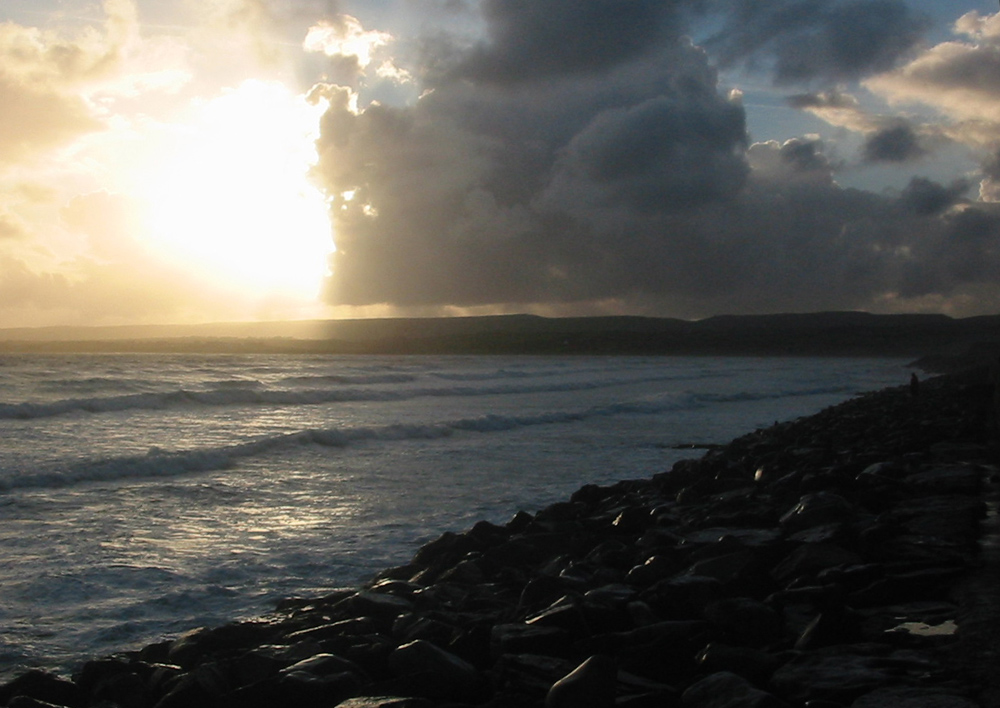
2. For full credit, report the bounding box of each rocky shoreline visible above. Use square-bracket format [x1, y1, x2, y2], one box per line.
[2, 370, 998, 708]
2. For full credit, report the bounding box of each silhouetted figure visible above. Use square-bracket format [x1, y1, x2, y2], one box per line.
[910, 372, 920, 397]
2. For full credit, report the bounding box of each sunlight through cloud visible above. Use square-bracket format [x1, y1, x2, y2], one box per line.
[136, 79, 333, 302]
[303, 16, 391, 69]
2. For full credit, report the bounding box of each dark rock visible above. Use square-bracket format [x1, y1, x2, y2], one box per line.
[278, 669, 361, 706]
[636, 527, 684, 553]
[595, 620, 709, 652]
[491, 624, 573, 658]
[367, 579, 421, 599]
[281, 652, 367, 679]
[771, 544, 862, 587]
[7, 697, 71, 708]
[780, 493, 857, 533]
[350, 591, 414, 619]
[411, 531, 481, 570]
[609, 506, 651, 535]
[685, 535, 749, 563]
[492, 653, 577, 702]
[468, 519, 510, 545]
[166, 622, 279, 667]
[391, 614, 454, 645]
[506, 510, 534, 533]
[518, 575, 575, 614]
[703, 598, 784, 647]
[695, 643, 782, 685]
[0, 671, 80, 708]
[387, 639, 480, 695]
[545, 655, 617, 708]
[625, 555, 677, 586]
[793, 609, 862, 650]
[584, 583, 637, 607]
[245, 641, 326, 667]
[683, 528, 783, 550]
[437, 557, 487, 584]
[571, 483, 608, 507]
[284, 617, 378, 643]
[685, 550, 769, 594]
[903, 466, 981, 496]
[526, 600, 591, 637]
[534, 500, 587, 524]
[855, 602, 958, 646]
[787, 523, 851, 545]
[145, 664, 185, 697]
[334, 697, 432, 708]
[849, 686, 980, 707]
[151, 673, 214, 708]
[86, 669, 148, 708]
[276, 588, 355, 614]
[681, 671, 788, 708]
[815, 563, 883, 591]
[626, 600, 661, 627]
[770, 648, 913, 704]
[640, 575, 724, 619]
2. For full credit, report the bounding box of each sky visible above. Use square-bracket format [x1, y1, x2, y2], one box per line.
[1, 0, 999, 328]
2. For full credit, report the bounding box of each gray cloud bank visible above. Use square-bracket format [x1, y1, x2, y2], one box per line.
[313, 0, 1000, 318]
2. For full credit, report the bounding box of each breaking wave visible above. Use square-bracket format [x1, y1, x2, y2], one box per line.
[0, 381, 854, 493]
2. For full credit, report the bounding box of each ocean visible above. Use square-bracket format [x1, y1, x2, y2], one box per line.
[0, 353, 910, 680]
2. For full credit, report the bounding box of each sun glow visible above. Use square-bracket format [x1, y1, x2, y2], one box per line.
[137, 80, 333, 302]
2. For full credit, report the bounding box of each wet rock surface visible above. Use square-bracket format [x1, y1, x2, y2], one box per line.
[4, 371, 999, 707]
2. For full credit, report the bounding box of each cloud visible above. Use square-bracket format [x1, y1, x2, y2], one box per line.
[895, 204, 1000, 300]
[899, 177, 970, 216]
[0, 212, 26, 241]
[865, 10, 1000, 148]
[4, 0, 998, 326]
[314, 8, 758, 310]
[0, 7, 123, 164]
[746, 137, 835, 186]
[706, 0, 930, 85]
[862, 122, 925, 163]
[0, 188, 274, 327]
[309, 1, 1000, 318]
[454, 0, 685, 84]
[787, 91, 942, 165]
[0, 1, 314, 328]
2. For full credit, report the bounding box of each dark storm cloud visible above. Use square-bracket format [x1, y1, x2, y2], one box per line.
[455, 0, 685, 84]
[863, 123, 925, 163]
[545, 92, 748, 212]
[311, 0, 1000, 317]
[779, 137, 831, 173]
[897, 205, 1000, 299]
[786, 90, 858, 111]
[314, 21, 754, 309]
[899, 177, 969, 216]
[707, 0, 930, 84]
[983, 148, 1000, 181]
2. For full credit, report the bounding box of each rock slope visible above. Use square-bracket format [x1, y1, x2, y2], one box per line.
[2, 371, 998, 708]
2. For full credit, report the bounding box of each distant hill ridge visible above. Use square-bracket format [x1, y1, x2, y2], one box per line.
[1, 312, 999, 359]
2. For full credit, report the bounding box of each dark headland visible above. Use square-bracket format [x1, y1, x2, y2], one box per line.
[2, 358, 1000, 706]
[2, 311, 1000, 360]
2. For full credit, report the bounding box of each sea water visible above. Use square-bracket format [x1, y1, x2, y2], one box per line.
[0, 354, 910, 680]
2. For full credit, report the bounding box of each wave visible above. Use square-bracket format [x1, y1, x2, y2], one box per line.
[276, 373, 418, 386]
[0, 371, 719, 421]
[0, 380, 855, 493]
